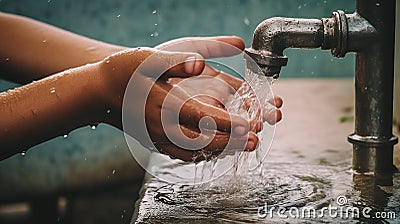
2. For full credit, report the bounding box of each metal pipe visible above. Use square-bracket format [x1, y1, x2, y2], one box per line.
[245, 18, 323, 78]
[348, 0, 398, 185]
[245, 0, 398, 185]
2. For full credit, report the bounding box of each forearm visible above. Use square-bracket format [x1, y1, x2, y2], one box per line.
[0, 12, 126, 84]
[0, 62, 105, 160]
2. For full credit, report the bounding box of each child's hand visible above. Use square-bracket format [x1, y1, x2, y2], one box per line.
[96, 36, 282, 162]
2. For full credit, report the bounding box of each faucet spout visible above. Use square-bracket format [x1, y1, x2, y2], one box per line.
[245, 17, 324, 78]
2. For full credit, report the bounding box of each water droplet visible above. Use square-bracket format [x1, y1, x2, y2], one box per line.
[154, 23, 158, 26]
[298, 5, 302, 10]
[323, 0, 327, 3]
[91, 125, 96, 130]
[63, 134, 68, 138]
[86, 46, 97, 52]
[243, 17, 250, 26]
[117, 14, 121, 18]
[50, 87, 56, 93]
[153, 32, 159, 37]
[21, 151, 26, 156]
[376, 2, 380, 6]
[5, 58, 10, 61]
[42, 40, 47, 43]
[150, 33, 153, 37]
[105, 60, 110, 64]
[84, 157, 87, 161]
[112, 169, 116, 174]
[152, 10, 157, 14]
[313, 55, 317, 59]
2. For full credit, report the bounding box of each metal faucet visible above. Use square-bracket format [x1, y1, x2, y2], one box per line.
[245, 0, 398, 185]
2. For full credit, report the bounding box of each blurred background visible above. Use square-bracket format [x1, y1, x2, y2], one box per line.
[0, 0, 397, 223]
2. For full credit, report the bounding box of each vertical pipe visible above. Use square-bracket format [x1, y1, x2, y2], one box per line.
[394, 2, 400, 130]
[350, 0, 398, 185]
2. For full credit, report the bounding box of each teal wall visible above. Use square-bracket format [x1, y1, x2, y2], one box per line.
[1, 0, 355, 78]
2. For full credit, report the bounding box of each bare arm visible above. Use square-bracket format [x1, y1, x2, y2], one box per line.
[0, 12, 273, 161]
[0, 63, 104, 159]
[0, 12, 125, 84]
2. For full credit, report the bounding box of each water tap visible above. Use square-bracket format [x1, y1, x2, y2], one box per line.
[244, 10, 376, 78]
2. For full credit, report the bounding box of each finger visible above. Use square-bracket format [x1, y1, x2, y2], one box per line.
[156, 36, 245, 58]
[153, 142, 195, 162]
[264, 108, 282, 125]
[179, 120, 260, 152]
[238, 98, 263, 132]
[159, 129, 259, 162]
[173, 74, 234, 104]
[202, 131, 259, 152]
[244, 132, 259, 151]
[179, 98, 250, 136]
[216, 71, 243, 91]
[269, 96, 283, 108]
[179, 127, 249, 152]
[140, 50, 206, 78]
[193, 95, 225, 108]
[201, 65, 243, 91]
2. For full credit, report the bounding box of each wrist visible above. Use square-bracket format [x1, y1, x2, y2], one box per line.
[76, 62, 110, 126]
[95, 48, 155, 126]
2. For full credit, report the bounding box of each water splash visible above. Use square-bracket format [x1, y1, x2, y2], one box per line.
[191, 66, 275, 185]
[243, 17, 250, 26]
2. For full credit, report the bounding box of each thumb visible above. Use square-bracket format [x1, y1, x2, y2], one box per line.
[140, 49, 205, 79]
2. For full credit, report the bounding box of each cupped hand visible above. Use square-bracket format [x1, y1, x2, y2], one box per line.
[98, 36, 282, 162]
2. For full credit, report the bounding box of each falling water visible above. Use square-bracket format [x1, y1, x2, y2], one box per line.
[190, 65, 276, 186]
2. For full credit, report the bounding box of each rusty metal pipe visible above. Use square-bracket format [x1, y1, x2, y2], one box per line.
[349, 0, 398, 185]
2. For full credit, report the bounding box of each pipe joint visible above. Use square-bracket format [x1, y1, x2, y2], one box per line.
[322, 10, 348, 57]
